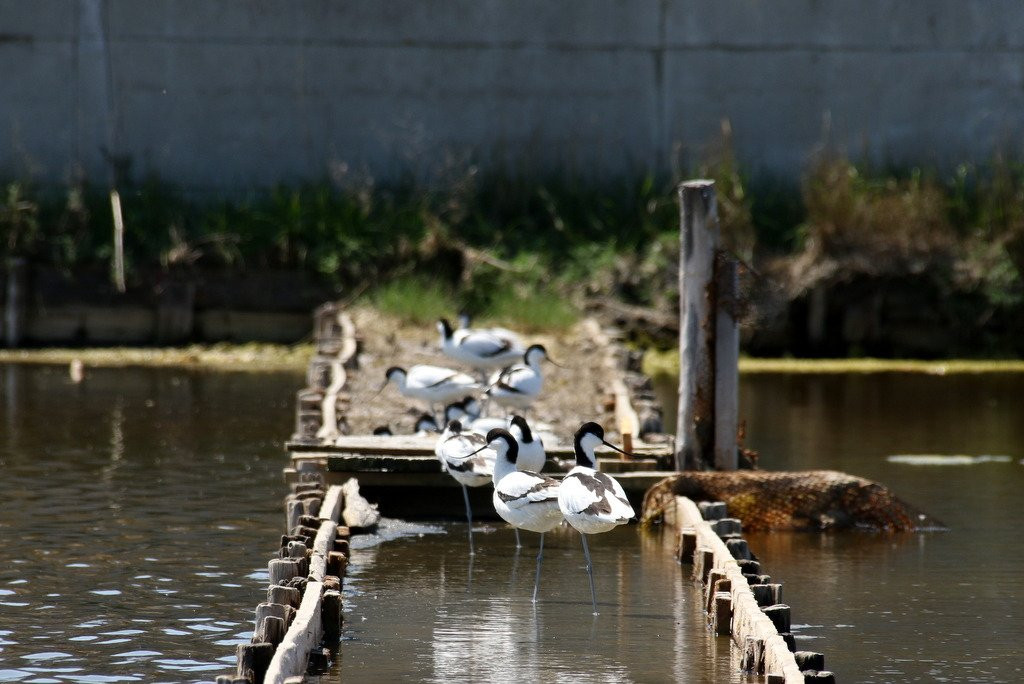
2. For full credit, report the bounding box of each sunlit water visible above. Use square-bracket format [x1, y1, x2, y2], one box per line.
[661, 372, 1024, 682]
[0, 365, 296, 683]
[3, 365, 1022, 682]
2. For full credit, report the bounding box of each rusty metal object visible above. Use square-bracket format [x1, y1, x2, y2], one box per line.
[641, 470, 942, 532]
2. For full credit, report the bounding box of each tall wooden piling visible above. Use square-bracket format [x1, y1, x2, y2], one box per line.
[676, 180, 740, 471]
[676, 180, 719, 470]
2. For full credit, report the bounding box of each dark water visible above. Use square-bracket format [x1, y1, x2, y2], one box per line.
[0, 365, 296, 683]
[3, 365, 1022, 683]
[662, 372, 1024, 683]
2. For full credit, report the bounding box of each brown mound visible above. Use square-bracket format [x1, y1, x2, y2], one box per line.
[641, 470, 942, 532]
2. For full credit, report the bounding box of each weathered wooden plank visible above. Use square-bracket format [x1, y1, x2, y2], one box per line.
[320, 453, 663, 474]
[673, 496, 805, 683]
[318, 485, 344, 523]
[289, 435, 673, 459]
[263, 580, 324, 684]
[310, 520, 338, 582]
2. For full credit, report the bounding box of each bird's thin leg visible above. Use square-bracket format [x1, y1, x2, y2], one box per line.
[531, 532, 545, 603]
[513, 527, 522, 550]
[580, 532, 598, 615]
[461, 484, 475, 556]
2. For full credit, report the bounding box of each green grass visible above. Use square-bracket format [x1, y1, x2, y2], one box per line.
[641, 348, 1024, 377]
[481, 287, 579, 332]
[367, 277, 459, 325]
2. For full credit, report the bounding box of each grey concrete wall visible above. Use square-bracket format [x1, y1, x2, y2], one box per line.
[3, 0, 1024, 189]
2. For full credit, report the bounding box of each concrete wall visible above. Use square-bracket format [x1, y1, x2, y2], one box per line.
[3, 0, 1024, 189]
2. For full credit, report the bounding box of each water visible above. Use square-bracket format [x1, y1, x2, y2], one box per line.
[0, 365, 296, 683]
[3, 365, 1022, 682]
[661, 371, 1024, 682]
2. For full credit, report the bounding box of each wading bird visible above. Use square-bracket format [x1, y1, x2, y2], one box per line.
[557, 421, 636, 615]
[508, 415, 546, 473]
[485, 344, 560, 414]
[381, 365, 480, 421]
[435, 420, 495, 554]
[438, 318, 524, 374]
[482, 428, 563, 602]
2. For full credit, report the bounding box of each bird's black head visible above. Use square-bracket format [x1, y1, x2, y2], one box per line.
[372, 426, 392, 436]
[415, 413, 439, 432]
[573, 421, 605, 468]
[509, 415, 533, 443]
[384, 366, 405, 382]
[437, 318, 454, 339]
[486, 428, 519, 463]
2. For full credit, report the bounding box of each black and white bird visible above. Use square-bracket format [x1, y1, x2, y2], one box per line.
[485, 344, 559, 412]
[557, 421, 636, 614]
[382, 365, 480, 420]
[413, 413, 441, 435]
[435, 420, 495, 554]
[484, 428, 563, 603]
[456, 313, 524, 348]
[438, 318, 524, 372]
[508, 415, 546, 473]
[444, 397, 507, 435]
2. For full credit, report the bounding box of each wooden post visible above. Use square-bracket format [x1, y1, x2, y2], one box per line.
[110, 190, 126, 293]
[4, 257, 27, 347]
[714, 256, 739, 470]
[675, 180, 720, 471]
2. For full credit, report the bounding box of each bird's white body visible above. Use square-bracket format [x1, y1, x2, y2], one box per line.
[388, 365, 480, 404]
[439, 320, 524, 370]
[558, 431, 635, 534]
[509, 416, 546, 473]
[486, 347, 547, 410]
[492, 469, 562, 534]
[457, 315, 524, 348]
[467, 416, 509, 435]
[435, 421, 494, 487]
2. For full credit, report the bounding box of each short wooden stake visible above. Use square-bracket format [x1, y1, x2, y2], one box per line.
[725, 538, 751, 560]
[268, 559, 301, 586]
[741, 636, 765, 673]
[236, 642, 274, 683]
[712, 592, 732, 635]
[802, 671, 836, 683]
[763, 604, 791, 633]
[698, 501, 727, 520]
[677, 529, 696, 564]
[327, 551, 347, 577]
[268, 584, 301, 608]
[794, 652, 825, 671]
[692, 548, 714, 583]
[322, 589, 343, 648]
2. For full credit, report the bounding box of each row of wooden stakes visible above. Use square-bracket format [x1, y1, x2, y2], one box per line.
[214, 474, 349, 684]
[679, 498, 837, 683]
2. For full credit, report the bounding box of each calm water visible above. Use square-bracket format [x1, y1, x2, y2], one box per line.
[2, 365, 1022, 683]
[0, 365, 296, 683]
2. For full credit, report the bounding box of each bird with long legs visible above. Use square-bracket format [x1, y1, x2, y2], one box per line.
[557, 421, 636, 615]
[434, 420, 495, 555]
[478, 428, 563, 602]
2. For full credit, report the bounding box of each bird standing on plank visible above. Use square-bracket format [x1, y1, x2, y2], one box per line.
[482, 428, 563, 602]
[485, 344, 560, 414]
[438, 318, 524, 376]
[381, 365, 480, 423]
[557, 421, 636, 615]
[435, 420, 495, 555]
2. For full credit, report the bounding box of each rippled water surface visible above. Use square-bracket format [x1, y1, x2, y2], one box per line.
[4, 364, 1023, 682]
[0, 365, 296, 683]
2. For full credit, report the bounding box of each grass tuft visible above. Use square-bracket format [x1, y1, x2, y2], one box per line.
[368, 277, 458, 325]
